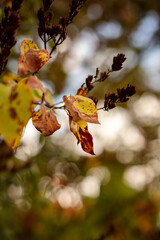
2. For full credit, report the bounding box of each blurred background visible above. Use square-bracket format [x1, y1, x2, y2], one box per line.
[0, 0, 160, 239]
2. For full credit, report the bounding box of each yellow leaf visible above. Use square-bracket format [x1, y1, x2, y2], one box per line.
[2, 72, 22, 84]
[31, 89, 43, 103]
[63, 95, 99, 124]
[45, 89, 54, 106]
[0, 80, 33, 149]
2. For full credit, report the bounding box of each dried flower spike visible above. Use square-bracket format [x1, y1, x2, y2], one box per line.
[103, 84, 136, 111]
[112, 53, 126, 71]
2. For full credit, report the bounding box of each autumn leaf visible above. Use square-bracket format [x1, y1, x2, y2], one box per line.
[63, 95, 99, 123]
[63, 94, 98, 154]
[63, 95, 80, 122]
[69, 117, 94, 155]
[77, 120, 94, 155]
[0, 80, 33, 149]
[31, 89, 43, 104]
[27, 75, 45, 92]
[18, 39, 50, 75]
[32, 102, 61, 136]
[20, 39, 39, 54]
[69, 116, 79, 143]
[27, 75, 44, 104]
[2, 72, 22, 84]
[44, 89, 54, 106]
[27, 76, 54, 106]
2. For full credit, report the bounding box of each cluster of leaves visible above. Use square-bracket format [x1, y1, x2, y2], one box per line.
[0, 0, 24, 74]
[38, 0, 87, 53]
[0, 0, 135, 155]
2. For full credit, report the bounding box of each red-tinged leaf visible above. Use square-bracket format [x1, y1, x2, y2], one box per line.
[76, 87, 86, 96]
[77, 120, 94, 155]
[18, 39, 50, 75]
[69, 117, 94, 155]
[32, 103, 61, 136]
[63, 95, 99, 124]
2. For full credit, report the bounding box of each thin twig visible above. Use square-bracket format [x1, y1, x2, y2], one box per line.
[97, 107, 105, 111]
[44, 33, 47, 50]
[32, 101, 65, 110]
[50, 34, 62, 55]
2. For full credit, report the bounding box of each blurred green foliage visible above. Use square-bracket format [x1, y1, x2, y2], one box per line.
[0, 140, 159, 240]
[0, 0, 160, 239]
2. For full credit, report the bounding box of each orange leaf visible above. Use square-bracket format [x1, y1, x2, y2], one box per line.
[18, 39, 50, 75]
[32, 103, 61, 136]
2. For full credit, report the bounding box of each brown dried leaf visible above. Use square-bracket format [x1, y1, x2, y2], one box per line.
[32, 103, 61, 136]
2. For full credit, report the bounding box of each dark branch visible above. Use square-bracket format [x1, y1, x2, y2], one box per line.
[37, 0, 87, 55]
[0, 0, 23, 75]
